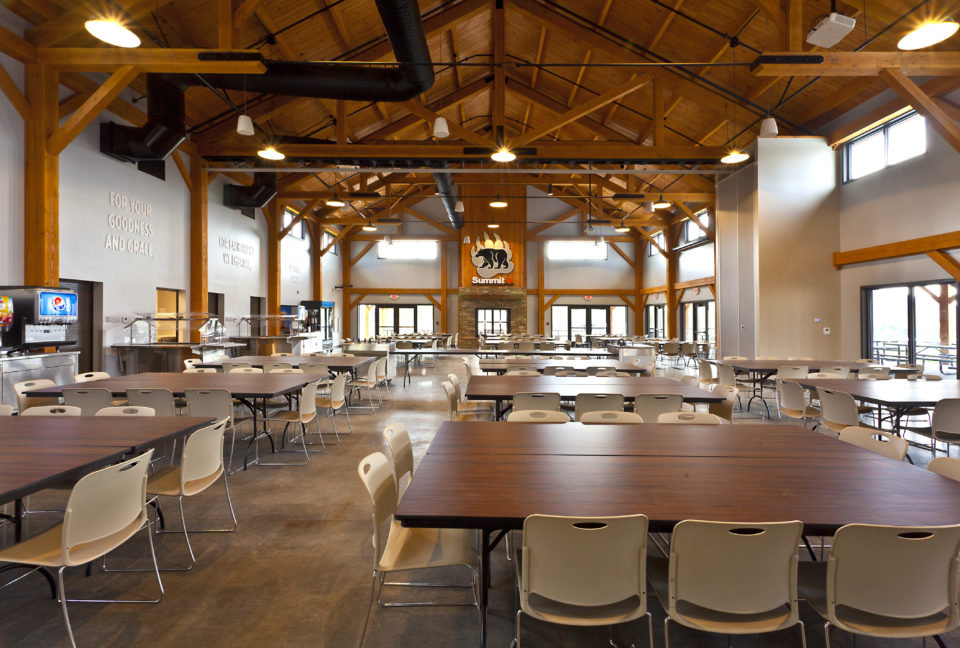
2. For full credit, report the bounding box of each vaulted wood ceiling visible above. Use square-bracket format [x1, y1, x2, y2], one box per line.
[7, 0, 960, 229]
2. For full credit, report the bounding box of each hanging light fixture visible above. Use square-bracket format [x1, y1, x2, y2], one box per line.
[84, 18, 140, 47]
[454, 200, 465, 213]
[491, 148, 516, 162]
[383, 235, 393, 245]
[653, 195, 671, 210]
[433, 117, 450, 138]
[721, 151, 750, 164]
[758, 116, 778, 138]
[487, 221, 500, 229]
[595, 235, 606, 247]
[257, 146, 284, 160]
[722, 43, 750, 165]
[489, 196, 508, 208]
[615, 221, 630, 233]
[898, 19, 959, 49]
[462, 235, 471, 244]
[361, 221, 377, 232]
[547, 184, 554, 196]
[236, 114, 255, 136]
[325, 198, 346, 207]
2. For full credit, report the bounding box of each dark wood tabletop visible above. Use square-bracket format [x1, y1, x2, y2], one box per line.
[0, 416, 213, 448]
[794, 377, 960, 407]
[393, 348, 616, 357]
[196, 354, 372, 371]
[464, 375, 723, 402]
[716, 359, 914, 373]
[27, 372, 320, 399]
[423, 421, 885, 459]
[478, 359, 647, 374]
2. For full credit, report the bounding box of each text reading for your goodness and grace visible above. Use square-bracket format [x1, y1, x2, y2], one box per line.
[104, 191, 155, 259]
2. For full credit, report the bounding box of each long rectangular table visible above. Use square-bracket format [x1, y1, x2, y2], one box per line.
[477, 359, 648, 375]
[394, 421, 960, 646]
[394, 348, 617, 386]
[464, 375, 722, 418]
[196, 354, 372, 373]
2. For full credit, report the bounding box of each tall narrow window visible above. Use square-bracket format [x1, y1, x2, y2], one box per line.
[477, 308, 509, 336]
[845, 112, 926, 182]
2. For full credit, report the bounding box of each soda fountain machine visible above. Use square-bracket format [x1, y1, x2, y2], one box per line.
[0, 287, 79, 352]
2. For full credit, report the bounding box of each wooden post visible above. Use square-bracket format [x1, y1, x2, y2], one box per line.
[310, 222, 323, 300]
[665, 225, 679, 338]
[24, 63, 59, 287]
[341, 233, 351, 340]
[440, 241, 448, 334]
[537, 242, 545, 334]
[634, 234, 644, 335]
[188, 152, 208, 341]
[265, 202, 281, 339]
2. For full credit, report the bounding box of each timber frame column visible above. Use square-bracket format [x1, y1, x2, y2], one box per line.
[310, 222, 323, 300]
[189, 151, 208, 340]
[633, 232, 644, 335]
[440, 241, 448, 333]
[665, 224, 679, 338]
[24, 63, 59, 287]
[265, 202, 281, 339]
[341, 230, 352, 340]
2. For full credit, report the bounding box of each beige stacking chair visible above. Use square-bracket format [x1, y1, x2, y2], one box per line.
[261, 381, 319, 464]
[356, 452, 478, 642]
[906, 398, 960, 455]
[806, 372, 844, 379]
[648, 519, 805, 648]
[127, 389, 177, 416]
[708, 385, 740, 422]
[817, 388, 873, 435]
[542, 365, 572, 375]
[661, 341, 681, 367]
[183, 358, 200, 370]
[146, 419, 237, 569]
[185, 388, 243, 474]
[262, 361, 292, 373]
[595, 370, 630, 377]
[633, 394, 683, 421]
[382, 423, 414, 495]
[0, 450, 162, 648]
[448, 373, 493, 415]
[183, 367, 217, 374]
[20, 405, 81, 416]
[715, 363, 737, 388]
[229, 367, 263, 374]
[839, 426, 908, 461]
[657, 411, 726, 424]
[63, 387, 114, 416]
[777, 365, 809, 380]
[697, 359, 717, 389]
[299, 361, 331, 390]
[506, 410, 569, 423]
[375, 357, 390, 400]
[95, 406, 156, 416]
[317, 373, 352, 438]
[928, 457, 960, 481]
[819, 366, 851, 378]
[517, 514, 652, 648]
[271, 352, 293, 357]
[74, 371, 110, 383]
[350, 361, 382, 409]
[513, 392, 561, 412]
[777, 380, 819, 425]
[0, 404, 12, 416]
[442, 381, 487, 421]
[14, 379, 60, 413]
[580, 411, 644, 424]
[798, 523, 960, 647]
[221, 361, 252, 373]
[680, 342, 698, 367]
[505, 369, 539, 376]
[574, 393, 624, 421]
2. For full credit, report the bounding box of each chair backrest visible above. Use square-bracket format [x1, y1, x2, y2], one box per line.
[860, 365, 890, 376]
[521, 514, 649, 612]
[839, 426, 908, 461]
[540, 342, 555, 350]
[807, 372, 845, 378]
[817, 388, 860, 429]
[858, 372, 892, 380]
[14, 378, 58, 412]
[357, 451, 398, 562]
[553, 370, 578, 377]
[63, 387, 114, 416]
[271, 368, 304, 374]
[934, 399, 960, 438]
[513, 392, 561, 412]
[0, 404, 12, 416]
[697, 359, 715, 382]
[297, 381, 319, 419]
[681, 342, 696, 355]
[928, 457, 960, 481]
[229, 367, 263, 374]
[633, 393, 683, 420]
[776, 380, 807, 412]
[506, 409, 569, 423]
[396, 341, 413, 349]
[329, 373, 348, 407]
[61, 449, 154, 566]
[580, 410, 644, 424]
[271, 352, 293, 357]
[667, 520, 802, 621]
[657, 411, 725, 424]
[595, 370, 629, 377]
[382, 423, 414, 489]
[722, 355, 747, 361]
[126, 388, 177, 416]
[498, 341, 514, 350]
[663, 341, 680, 354]
[75, 371, 110, 383]
[179, 419, 228, 489]
[776, 365, 808, 379]
[827, 523, 960, 626]
[183, 367, 217, 374]
[262, 362, 292, 373]
[299, 362, 330, 376]
[820, 365, 851, 378]
[185, 388, 234, 425]
[574, 393, 624, 421]
[505, 369, 539, 376]
[518, 341, 535, 351]
[20, 405, 81, 416]
[375, 357, 387, 381]
[95, 406, 156, 417]
[441, 381, 459, 419]
[787, 356, 813, 361]
[221, 362, 251, 372]
[364, 360, 378, 382]
[183, 358, 200, 370]
[678, 375, 699, 386]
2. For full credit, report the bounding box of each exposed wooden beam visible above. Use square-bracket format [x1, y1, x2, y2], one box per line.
[218, 0, 234, 48]
[172, 150, 193, 191]
[647, 0, 684, 50]
[233, 0, 264, 26]
[0, 61, 28, 120]
[350, 241, 377, 267]
[786, 0, 803, 51]
[753, 51, 960, 77]
[928, 251, 960, 282]
[878, 68, 960, 155]
[59, 71, 147, 126]
[637, 228, 667, 257]
[609, 241, 635, 267]
[23, 63, 59, 286]
[0, 23, 37, 62]
[280, 198, 322, 240]
[399, 100, 496, 147]
[405, 208, 455, 235]
[37, 48, 266, 74]
[47, 65, 139, 156]
[834, 231, 960, 268]
[652, 75, 665, 146]
[189, 150, 208, 335]
[510, 75, 652, 147]
[321, 225, 355, 256]
[674, 202, 715, 242]
[336, 100, 348, 145]
[492, 0, 505, 133]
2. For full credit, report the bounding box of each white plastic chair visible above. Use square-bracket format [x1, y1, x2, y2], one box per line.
[185, 389, 243, 473]
[382, 423, 414, 495]
[183, 358, 200, 370]
[221, 362, 251, 373]
[95, 406, 156, 416]
[518, 514, 652, 648]
[798, 523, 960, 647]
[0, 404, 12, 416]
[581, 411, 644, 424]
[820, 366, 851, 378]
[262, 362, 292, 373]
[442, 381, 486, 422]
[350, 361, 382, 409]
[74, 371, 110, 383]
[505, 369, 539, 376]
[20, 405, 81, 416]
[574, 393, 624, 421]
[777, 366, 809, 380]
[506, 410, 569, 423]
[708, 384, 740, 422]
[183, 367, 217, 374]
[697, 359, 717, 389]
[648, 519, 805, 647]
[228, 367, 263, 374]
[513, 392, 561, 412]
[633, 394, 683, 421]
[448, 373, 493, 414]
[317, 373, 352, 437]
[126, 389, 177, 416]
[14, 379, 60, 413]
[777, 380, 819, 425]
[63, 387, 114, 416]
[817, 388, 870, 435]
[928, 457, 960, 481]
[0, 450, 162, 648]
[657, 411, 726, 424]
[262, 381, 320, 464]
[838, 426, 908, 461]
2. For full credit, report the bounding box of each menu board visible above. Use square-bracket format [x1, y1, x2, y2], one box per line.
[0, 296, 12, 329]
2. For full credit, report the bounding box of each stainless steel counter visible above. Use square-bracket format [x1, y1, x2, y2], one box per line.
[0, 351, 79, 409]
[112, 343, 244, 374]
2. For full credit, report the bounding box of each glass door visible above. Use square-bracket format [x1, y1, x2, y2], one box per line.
[377, 307, 395, 337]
[588, 308, 607, 336]
[915, 282, 957, 375]
[397, 306, 415, 334]
[570, 307, 588, 341]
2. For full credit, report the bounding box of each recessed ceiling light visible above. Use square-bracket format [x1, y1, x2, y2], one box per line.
[898, 20, 959, 50]
[84, 19, 141, 48]
[325, 198, 346, 207]
[257, 146, 284, 160]
[721, 150, 750, 164]
[491, 148, 516, 162]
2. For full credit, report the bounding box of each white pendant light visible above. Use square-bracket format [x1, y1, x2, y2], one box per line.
[84, 19, 140, 48]
[433, 117, 450, 139]
[325, 198, 346, 207]
[491, 148, 516, 162]
[236, 114, 255, 136]
[596, 235, 605, 246]
[257, 146, 284, 160]
[721, 151, 750, 164]
[614, 221, 630, 233]
[361, 222, 377, 232]
[462, 235, 471, 244]
[489, 197, 508, 208]
[758, 116, 778, 138]
[898, 20, 959, 50]
[454, 200, 465, 213]
[383, 235, 393, 245]
[653, 195, 671, 210]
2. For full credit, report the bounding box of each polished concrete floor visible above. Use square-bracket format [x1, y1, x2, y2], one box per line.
[0, 357, 954, 648]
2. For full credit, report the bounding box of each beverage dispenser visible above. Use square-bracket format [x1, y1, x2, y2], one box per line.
[0, 295, 12, 351]
[0, 287, 79, 350]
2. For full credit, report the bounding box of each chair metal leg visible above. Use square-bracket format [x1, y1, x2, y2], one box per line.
[57, 567, 77, 648]
[798, 619, 808, 648]
[824, 621, 832, 648]
[664, 616, 671, 648]
[78, 523, 164, 602]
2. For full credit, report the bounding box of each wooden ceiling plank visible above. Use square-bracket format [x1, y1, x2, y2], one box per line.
[492, 0, 505, 133]
[647, 0, 685, 50]
[233, 0, 264, 27]
[787, 0, 803, 51]
[218, 0, 234, 49]
[351, 0, 487, 62]
[878, 68, 960, 155]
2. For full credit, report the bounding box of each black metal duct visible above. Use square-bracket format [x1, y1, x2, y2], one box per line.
[433, 163, 463, 230]
[223, 173, 277, 211]
[168, 0, 433, 102]
[100, 74, 186, 165]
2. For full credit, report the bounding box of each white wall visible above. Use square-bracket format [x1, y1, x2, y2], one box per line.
[0, 10, 29, 285]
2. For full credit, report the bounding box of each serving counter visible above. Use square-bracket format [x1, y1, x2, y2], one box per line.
[0, 351, 79, 409]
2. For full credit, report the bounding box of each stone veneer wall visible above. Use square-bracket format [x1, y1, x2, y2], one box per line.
[458, 286, 527, 347]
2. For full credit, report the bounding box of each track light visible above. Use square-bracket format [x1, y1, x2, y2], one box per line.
[547, 184, 554, 196]
[433, 117, 450, 138]
[236, 114, 255, 136]
[491, 147, 516, 162]
[898, 19, 959, 49]
[721, 150, 750, 164]
[84, 18, 140, 47]
[257, 146, 284, 160]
